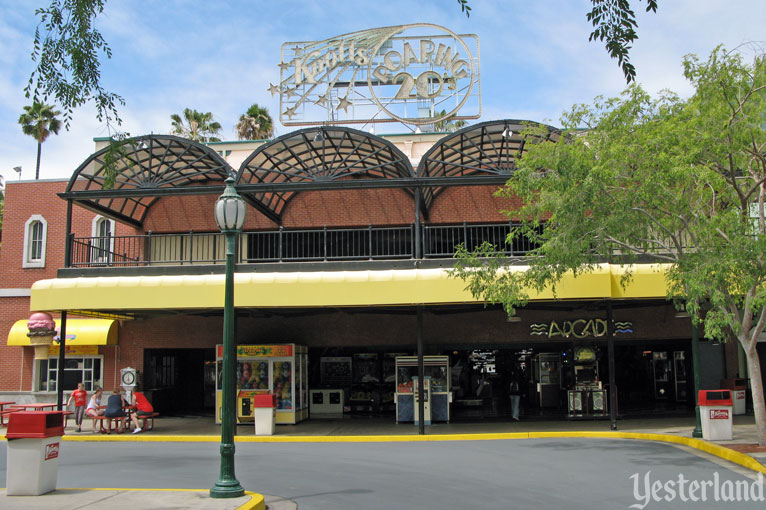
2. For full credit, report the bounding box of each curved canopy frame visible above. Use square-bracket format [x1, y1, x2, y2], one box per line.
[65, 135, 233, 227]
[416, 120, 561, 206]
[236, 127, 416, 222]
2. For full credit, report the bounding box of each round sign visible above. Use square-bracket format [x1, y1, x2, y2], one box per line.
[367, 23, 476, 126]
[121, 370, 136, 386]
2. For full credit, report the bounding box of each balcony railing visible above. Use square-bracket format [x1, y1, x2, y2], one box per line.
[67, 222, 537, 268]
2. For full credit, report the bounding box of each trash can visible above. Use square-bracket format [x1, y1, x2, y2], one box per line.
[253, 393, 276, 436]
[5, 411, 66, 496]
[721, 378, 747, 415]
[698, 390, 733, 441]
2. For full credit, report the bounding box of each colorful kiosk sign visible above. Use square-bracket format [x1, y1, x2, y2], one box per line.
[272, 24, 481, 126]
[215, 344, 308, 425]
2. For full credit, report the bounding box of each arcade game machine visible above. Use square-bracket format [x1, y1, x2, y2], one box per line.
[394, 355, 451, 423]
[533, 353, 562, 408]
[567, 346, 607, 417]
[216, 344, 308, 425]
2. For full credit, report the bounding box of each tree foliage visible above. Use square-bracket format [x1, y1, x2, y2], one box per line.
[170, 108, 222, 143]
[18, 101, 63, 180]
[235, 104, 274, 140]
[26, 0, 123, 129]
[457, 0, 658, 82]
[451, 46, 766, 444]
[432, 109, 468, 133]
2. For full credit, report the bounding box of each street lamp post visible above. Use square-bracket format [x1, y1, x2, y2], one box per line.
[211, 177, 246, 499]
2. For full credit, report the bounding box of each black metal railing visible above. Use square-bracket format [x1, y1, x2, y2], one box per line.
[67, 222, 535, 268]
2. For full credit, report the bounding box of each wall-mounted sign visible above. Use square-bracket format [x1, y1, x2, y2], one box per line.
[216, 345, 294, 358]
[272, 24, 481, 127]
[530, 320, 634, 339]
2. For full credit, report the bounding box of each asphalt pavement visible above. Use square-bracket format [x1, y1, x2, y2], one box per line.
[0, 413, 764, 509]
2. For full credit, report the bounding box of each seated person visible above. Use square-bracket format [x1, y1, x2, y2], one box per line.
[85, 387, 105, 432]
[131, 387, 154, 434]
[104, 388, 140, 433]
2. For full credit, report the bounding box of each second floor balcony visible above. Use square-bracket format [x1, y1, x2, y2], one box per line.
[67, 222, 537, 270]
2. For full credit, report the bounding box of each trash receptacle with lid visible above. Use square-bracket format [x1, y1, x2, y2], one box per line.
[5, 411, 66, 496]
[698, 390, 733, 441]
[721, 378, 747, 415]
[253, 393, 276, 436]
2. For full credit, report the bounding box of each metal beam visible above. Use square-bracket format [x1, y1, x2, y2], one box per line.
[58, 175, 510, 201]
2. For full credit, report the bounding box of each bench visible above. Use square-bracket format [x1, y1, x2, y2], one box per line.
[136, 412, 159, 431]
[92, 415, 127, 434]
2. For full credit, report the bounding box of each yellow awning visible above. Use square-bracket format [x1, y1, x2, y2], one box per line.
[29, 264, 671, 312]
[6, 319, 118, 346]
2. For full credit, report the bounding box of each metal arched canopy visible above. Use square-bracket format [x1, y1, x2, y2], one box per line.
[62, 135, 234, 228]
[416, 120, 562, 206]
[235, 126, 417, 223]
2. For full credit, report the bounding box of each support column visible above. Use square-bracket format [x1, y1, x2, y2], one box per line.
[417, 306, 425, 435]
[57, 311, 67, 411]
[606, 301, 617, 430]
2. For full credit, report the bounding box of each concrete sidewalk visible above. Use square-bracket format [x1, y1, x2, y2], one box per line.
[0, 488, 273, 510]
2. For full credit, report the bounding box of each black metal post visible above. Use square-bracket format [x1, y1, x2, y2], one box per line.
[64, 200, 73, 267]
[606, 301, 617, 430]
[417, 306, 425, 435]
[414, 188, 422, 259]
[691, 314, 703, 438]
[56, 311, 67, 411]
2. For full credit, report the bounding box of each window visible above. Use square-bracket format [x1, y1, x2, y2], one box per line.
[22, 215, 48, 268]
[37, 357, 102, 393]
[91, 216, 115, 264]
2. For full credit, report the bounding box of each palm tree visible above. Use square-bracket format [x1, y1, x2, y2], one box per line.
[18, 102, 62, 180]
[433, 109, 467, 133]
[170, 108, 222, 142]
[235, 103, 274, 140]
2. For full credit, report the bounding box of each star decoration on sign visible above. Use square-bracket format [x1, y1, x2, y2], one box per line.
[283, 105, 298, 120]
[267, 83, 281, 96]
[278, 61, 290, 71]
[285, 87, 298, 99]
[314, 92, 330, 107]
[336, 95, 352, 113]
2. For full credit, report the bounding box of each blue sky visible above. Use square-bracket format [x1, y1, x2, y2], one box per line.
[1, 0, 764, 184]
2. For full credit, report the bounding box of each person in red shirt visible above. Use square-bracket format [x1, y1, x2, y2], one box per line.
[67, 383, 88, 432]
[130, 388, 154, 434]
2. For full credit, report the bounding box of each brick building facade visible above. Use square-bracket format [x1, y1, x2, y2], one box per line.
[0, 122, 744, 422]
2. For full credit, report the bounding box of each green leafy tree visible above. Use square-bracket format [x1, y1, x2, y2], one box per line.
[18, 101, 62, 180]
[170, 108, 222, 143]
[451, 47, 766, 445]
[235, 104, 274, 140]
[456, 0, 658, 82]
[27, 0, 122, 128]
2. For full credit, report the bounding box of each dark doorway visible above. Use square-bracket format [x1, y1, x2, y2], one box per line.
[143, 348, 216, 416]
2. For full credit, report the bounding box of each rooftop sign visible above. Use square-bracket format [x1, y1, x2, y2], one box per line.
[270, 24, 481, 127]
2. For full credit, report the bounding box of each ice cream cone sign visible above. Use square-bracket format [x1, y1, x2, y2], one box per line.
[27, 312, 56, 360]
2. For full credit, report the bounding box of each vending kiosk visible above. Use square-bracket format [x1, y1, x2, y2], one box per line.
[216, 344, 308, 425]
[394, 356, 451, 423]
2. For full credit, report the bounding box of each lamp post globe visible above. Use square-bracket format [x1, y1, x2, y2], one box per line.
[211, 176, 246, 499]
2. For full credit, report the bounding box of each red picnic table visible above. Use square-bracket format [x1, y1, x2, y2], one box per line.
[0, 401, 17, 426]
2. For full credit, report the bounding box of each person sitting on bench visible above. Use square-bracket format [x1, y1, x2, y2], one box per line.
[104, 388, 140, 433]
[85, 387, 105, 432]
[131, 386, 154, 434]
